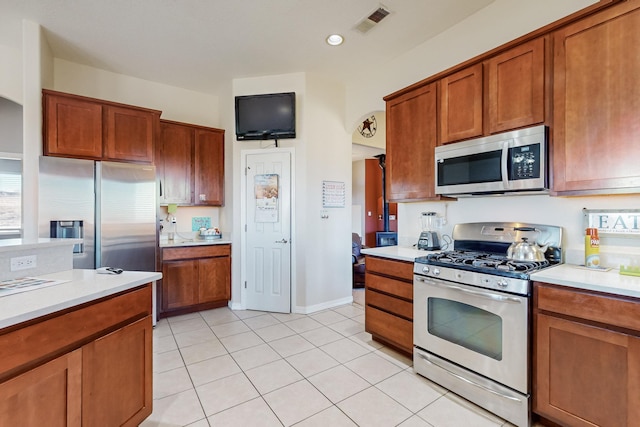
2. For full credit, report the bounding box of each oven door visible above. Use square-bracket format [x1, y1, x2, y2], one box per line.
[413, 274, 529, 393]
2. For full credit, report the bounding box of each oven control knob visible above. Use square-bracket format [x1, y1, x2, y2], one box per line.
[497, 278, 509, 287]
[432, 268, 440, 276]
[422, 266, 430, 274]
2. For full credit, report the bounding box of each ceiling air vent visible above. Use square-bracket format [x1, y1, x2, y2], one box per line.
[354, 6, 391, 34]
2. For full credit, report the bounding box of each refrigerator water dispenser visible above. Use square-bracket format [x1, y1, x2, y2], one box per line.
[50, 220, 84, 254]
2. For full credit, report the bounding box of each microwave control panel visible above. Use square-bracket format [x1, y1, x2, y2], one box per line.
[508, 144, 540, 180]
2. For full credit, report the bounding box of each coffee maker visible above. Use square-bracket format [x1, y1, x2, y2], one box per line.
[418, 212, 441, 250]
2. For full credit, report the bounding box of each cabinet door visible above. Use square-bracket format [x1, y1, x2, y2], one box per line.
[439, 63, 483, 143]
[159, 121, 193, 204]
[82, 316, 153, 427]
[487, 37, 546, 133]
[0, 349, 82, 427]
[198, 256, 231, 303]
[553, 2, 640, 193]
[386, 82, 438, 201]
[104, 106, 156, 163]
[43, 93, 103, 159]
[162, 259, 199, 310]
[194, 129, 225, 206]
[535, 312, 640, 427]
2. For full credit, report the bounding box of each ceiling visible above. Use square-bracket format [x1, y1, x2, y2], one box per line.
[0, 0, 495, 95]
[1, 0, 496, 162]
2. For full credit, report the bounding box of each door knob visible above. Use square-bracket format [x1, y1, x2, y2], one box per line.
[275, 239, 288, 244]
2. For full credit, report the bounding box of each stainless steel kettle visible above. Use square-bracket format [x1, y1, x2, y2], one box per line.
[507, 237, 548, 261]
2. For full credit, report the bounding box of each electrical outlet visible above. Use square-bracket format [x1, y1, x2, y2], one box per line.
[10, 255, 37, 272]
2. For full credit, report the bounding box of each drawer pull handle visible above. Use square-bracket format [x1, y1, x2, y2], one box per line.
[418, 352, 523, 404]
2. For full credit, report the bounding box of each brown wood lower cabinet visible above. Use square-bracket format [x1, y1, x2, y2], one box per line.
[0, 349, 82, 426]
[0, 284, 153, 427]
[364, 256, 414, 356]
[534, 282, 640, 427]
[161, 244, 231, 317]
[82, 317, 152, 427]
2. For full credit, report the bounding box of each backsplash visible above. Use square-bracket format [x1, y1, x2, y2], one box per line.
[398, 193, 640, 268]
[0, 242, 75, 281]
[158, 206, 221, 236]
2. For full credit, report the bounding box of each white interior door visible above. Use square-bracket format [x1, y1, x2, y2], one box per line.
[245, 150, 291, 312]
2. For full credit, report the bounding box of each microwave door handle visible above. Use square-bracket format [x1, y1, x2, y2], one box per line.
[501, 141, 510, 189]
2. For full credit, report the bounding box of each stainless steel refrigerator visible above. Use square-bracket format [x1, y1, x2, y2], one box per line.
[38, 156, 157, 272]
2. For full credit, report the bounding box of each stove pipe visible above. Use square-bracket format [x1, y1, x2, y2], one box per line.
[374, 154, 389, 232]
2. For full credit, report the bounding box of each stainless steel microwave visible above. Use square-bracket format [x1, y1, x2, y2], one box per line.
[435, 125, 548, 196]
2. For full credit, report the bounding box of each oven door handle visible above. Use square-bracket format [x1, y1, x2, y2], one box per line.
[417, 352, 524, 404]
[417, 277, 522, 304]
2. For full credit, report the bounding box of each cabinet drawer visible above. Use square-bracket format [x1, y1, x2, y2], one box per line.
[535, 282, 640, 332]
[365, 256, 413, 281]
[365, 289, 412, 320]
[162, 244, 230, 261]
[365, 305, 413, 353]
[366, 273, 413, 301]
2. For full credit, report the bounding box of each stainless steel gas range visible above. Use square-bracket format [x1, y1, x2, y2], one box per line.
[413, 222, 562, 427]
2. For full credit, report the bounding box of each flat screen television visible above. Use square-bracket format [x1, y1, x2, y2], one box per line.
[235, 92, 296, 141]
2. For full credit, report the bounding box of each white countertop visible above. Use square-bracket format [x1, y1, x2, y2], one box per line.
[361, 245, 439, 262]
[159, 236, 232, 248]
[0, 269, 162, 329]
[531, 264, 640, 299]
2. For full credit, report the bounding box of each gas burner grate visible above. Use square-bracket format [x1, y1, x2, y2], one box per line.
[426, 250, 549, 274]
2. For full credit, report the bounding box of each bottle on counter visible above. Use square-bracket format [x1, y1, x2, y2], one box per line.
[585, 227, 600, 268]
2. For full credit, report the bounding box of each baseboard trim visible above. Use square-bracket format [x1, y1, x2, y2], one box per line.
[293, 296, 354, 314]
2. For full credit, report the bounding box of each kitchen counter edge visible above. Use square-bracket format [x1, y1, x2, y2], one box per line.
[159, 237, 232, 248]
[361, 245, 438, 263]
[530, 264, 640, 299]
[0, 269, 162, 330]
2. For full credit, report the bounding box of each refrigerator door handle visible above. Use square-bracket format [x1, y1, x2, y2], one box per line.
[159, 179, 163, 197]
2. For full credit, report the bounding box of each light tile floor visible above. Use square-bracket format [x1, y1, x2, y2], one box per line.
[142, 294, 526, 427]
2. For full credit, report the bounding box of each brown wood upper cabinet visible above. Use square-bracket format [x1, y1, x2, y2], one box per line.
[439, 37, 547, 145]
[385, 82, 439, 202]
[157, 119, 225, 206]
[487, 37, 546, 134]
[552, 0, 640, 194]
[43, 89, 160, 163]
[439, 63, 484, 144]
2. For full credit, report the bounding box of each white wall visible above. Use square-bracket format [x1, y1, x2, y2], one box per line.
[0, 44, 22, 104]
[399, 194, 640, 267]
[53, 59, 220, 127]
[21, 21, 51, 241]
[344, 0, 598, 128]
[302, 73, 351, 310]
[232, 72, 352, 313]
[0, 98, 22, 154]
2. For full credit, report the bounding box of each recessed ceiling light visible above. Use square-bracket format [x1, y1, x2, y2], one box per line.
[326, 34, 344, 46]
